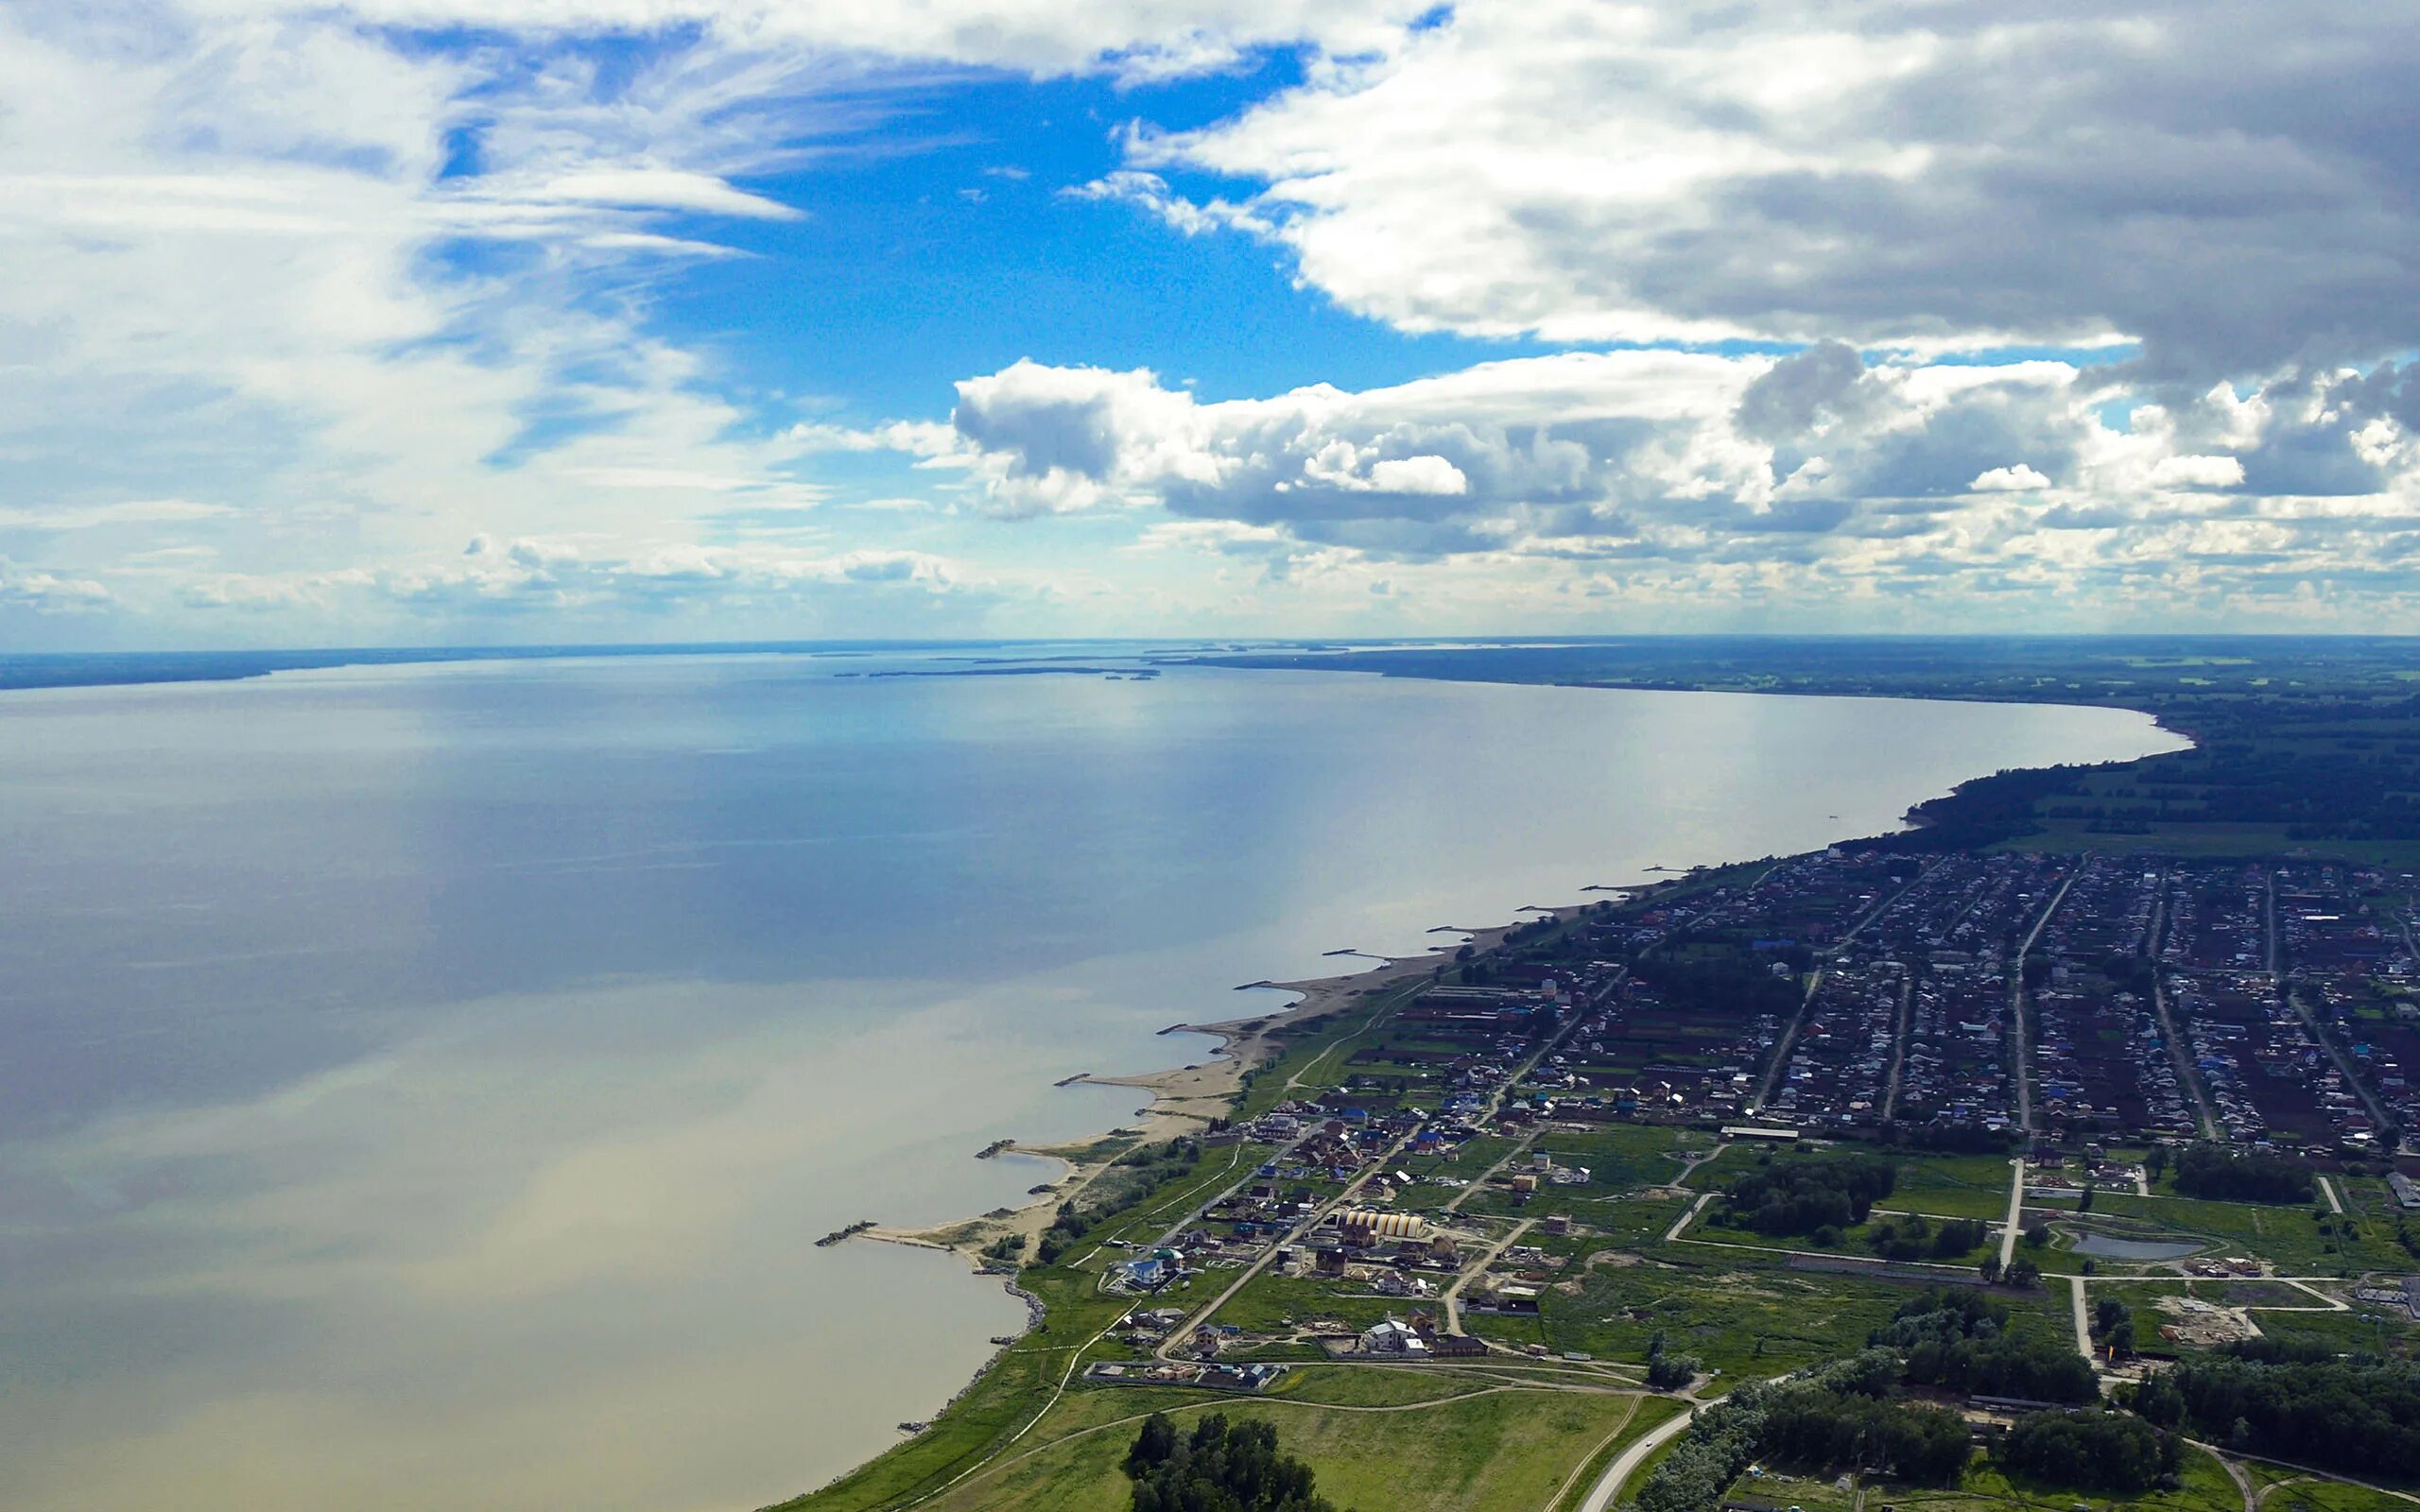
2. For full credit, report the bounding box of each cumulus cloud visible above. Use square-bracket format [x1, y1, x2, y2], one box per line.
[906, 345, 2420, 617]
[1970, 465, 2051, 493]
[0, 559, 112, 610]
[1061, 170, 1270, 237]
[12, 0, 2420, 636]
[1126, 3, 2420, 378]
[2148, 454, 2248, 490]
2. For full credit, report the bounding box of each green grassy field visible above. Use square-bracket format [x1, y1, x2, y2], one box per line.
[1890, 1154, 2026, 1220]
[1472, 1248, 2069, 1380]
[2249, 1463, 2420, 1512]
[914, 1383, 1677, 1512]
[2085, 1192, 2410, 1275]
[1900, 1445, 2242, 1512]
[1730, 1444, 2246, 1512]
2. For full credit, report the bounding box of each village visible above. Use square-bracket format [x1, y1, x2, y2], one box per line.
[829, 839, 2420, 1512]
[1032, 846, 2420, 1396]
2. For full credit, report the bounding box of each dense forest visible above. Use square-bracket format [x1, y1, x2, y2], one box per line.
[1876, 1290, 2099, 1404]
[1722, 1153, 1898, 1234]
[1996, 1409, 2180, 1493]
[2135, 1344, 2420, 1481]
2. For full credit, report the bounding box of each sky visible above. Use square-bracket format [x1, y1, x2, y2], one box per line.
[3, 2, 2418, 647]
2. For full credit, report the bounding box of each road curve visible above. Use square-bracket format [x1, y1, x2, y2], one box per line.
[1574, 1398, 1696, 1512]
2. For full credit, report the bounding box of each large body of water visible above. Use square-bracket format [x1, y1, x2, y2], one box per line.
[0, 650, 2182, 1510]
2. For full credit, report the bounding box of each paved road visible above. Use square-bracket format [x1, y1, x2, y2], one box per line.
[1880, 970, 1912, 1122]
[2067, 1275, 2094, 1361]
[2148, 883, 2221, 1140]
[2010, 868, 2079, 1136]
[1444, 1218, 1533, 1336]
[1667, 1191, 1716, 1244]
[1997, 1158, 2029, 1269]
[1574, 1397, 1697, 1512]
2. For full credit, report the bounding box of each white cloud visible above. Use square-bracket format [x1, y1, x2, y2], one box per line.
[1970, 465, 2051, 492]
[1125, 3, 2420, 377]
[0, 559, 112, 610]
[2148, 454, 2247, 490]
[184, 0, 1429, 77]
[895, 346, 2420, 620]
[9, 0, 2420, 638]
[179, 539, 974, 624]
[0, 499, 236, 530]
[521, 167, 803, 220]
[1063, 170, 1270, 237]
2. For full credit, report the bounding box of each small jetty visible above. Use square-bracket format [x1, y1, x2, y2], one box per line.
[1053, 1073, 1089, 1087]
[989, 1334, 1021, 1346]
[897, 1421, 929, 1435]
[815, 1220, 876, 1247]
[975, 1139, 1014, 1160]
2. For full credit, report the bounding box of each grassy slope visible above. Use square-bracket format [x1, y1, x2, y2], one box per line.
[920, 1384, 1678, 1512]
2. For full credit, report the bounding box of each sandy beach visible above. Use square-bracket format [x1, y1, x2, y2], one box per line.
[869, 902, 1606, 1266]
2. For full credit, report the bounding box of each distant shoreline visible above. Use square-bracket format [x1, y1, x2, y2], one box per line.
[6, 631, 2410, 696]
[0, 641, 1030, 694]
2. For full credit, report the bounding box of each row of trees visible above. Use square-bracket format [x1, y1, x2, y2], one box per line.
[1634, 1352, 2001, 1512]
[1866, 1212, 1989, 1263]
[2170, 1143, 2317, 1205]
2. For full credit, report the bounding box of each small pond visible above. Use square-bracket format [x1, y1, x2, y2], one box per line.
[2068, 1232, 2204, 1261]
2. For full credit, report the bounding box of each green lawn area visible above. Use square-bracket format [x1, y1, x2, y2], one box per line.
[916, 1383, 1674, 1512]
[1482, 1251, 2066, 1380]
[1877, 1445, 2242, 1512]
[1890, 1154, 2026, 1221]
[1566, 1192, 1691, 1247]
[1205, 1271, 1400, 1335]
[1690, 1211, 1996, 1270]
[2249, 1463, 2420, 1512]
[2085, 1193, 2411, 1275]
[1749, 1444, 2247, 1512]
[1264, 1364, 1514, 1407]
[2244, 1303, 2418, 1361]
[1529, 1125, 1717, 1191]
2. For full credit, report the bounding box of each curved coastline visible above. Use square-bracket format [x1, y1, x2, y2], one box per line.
[803, 700, 2196, 1503]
